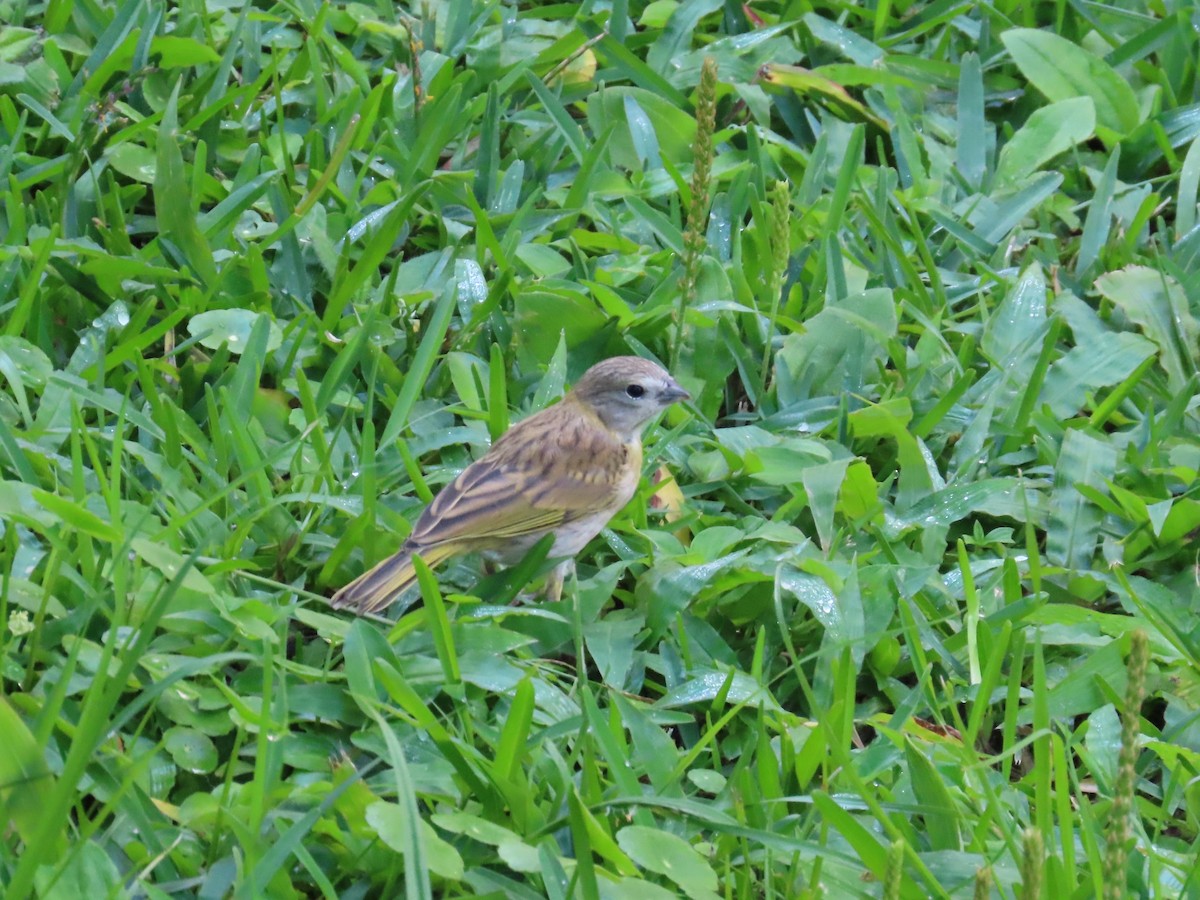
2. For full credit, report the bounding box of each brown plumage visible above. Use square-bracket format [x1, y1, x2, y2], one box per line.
[331, 357, 689, 614]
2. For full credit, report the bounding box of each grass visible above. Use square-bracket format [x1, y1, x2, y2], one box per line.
[2, 0, 1199, 897]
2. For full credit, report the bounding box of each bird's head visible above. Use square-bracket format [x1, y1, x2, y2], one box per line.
[570, 356, 690, 439]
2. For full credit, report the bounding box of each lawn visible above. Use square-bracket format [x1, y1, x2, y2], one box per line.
[2, 0, 1199, 897]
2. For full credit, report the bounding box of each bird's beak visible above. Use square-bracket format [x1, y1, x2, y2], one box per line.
[661, 380, 691, 404]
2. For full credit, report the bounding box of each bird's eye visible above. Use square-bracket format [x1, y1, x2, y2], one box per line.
[625, 384, 646, 399]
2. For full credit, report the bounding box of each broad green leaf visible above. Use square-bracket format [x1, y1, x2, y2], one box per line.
[982, 263, 1046, 366]
[598, 877, 679, 900]
[496, 839, 541, 873]
[187, 309, 283, 356]
[368, 804, 466, 880]
[33, 841, 122, 900]
[658, 668, 779, 710]
[0, 27, 39, 61]
[1024, 638, 1128, 724]
[843, 397, 935, 512]
[1046, 430, 1118, 568]
[976, 171, 1063, 244]
[1082, 704, 1121, 789]
[106, 142, 158, 183]
[995, 97, 1096, 186]
[33, 490, 121, 543]
[432, 811, 525, 846]
[163, 727, 218, 774]
[151, 36, 221, 67]
[586, 86, 696, 171]
[801, 458, 850, 550]
[645, 0, 721, 73]
[1001, 28, 1141, 140]
[623, 93, 663, 171]
[746, 440, 831, 486]
[802, 13, 884, 65]
[779, 566, 866, 661]
[777, 288, 897, 397]
[0, 337, 52, 388]
[1094, 266, 1199, 391]
[891, 478, 1041, 530]
[640, 551, 751, 637]
[0, 337, 51, 423]
[130, 538, 214, 593]
[638, 0, 679, 29]
[904, 737, 962, 851]
[514, 243, 571, 277]
[1041, 332, 1156, 417]
[614, 694, 681, 793]
[687, 769, 726, 793]
[586, 613, 644, 689]
[344, 620, 398, 705]
[0, 696, 64, 856]
[616, 825, 719, 899]
[513, 288, 608, 374]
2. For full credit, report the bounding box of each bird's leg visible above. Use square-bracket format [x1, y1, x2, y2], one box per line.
[535, 560, 574, 604]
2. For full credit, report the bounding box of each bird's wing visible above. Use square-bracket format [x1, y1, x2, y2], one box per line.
[409, 402, 635, 548]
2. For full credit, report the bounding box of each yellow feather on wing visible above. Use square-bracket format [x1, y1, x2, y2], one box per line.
[407, 397, 629, 546]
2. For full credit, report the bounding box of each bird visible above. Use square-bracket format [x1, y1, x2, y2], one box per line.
[331, 356, 690, 615]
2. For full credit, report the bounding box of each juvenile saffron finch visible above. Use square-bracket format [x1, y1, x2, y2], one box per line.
[331, 356, 690, 615]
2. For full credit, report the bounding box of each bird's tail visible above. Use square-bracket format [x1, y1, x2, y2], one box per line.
[330, 544, 453, 615]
